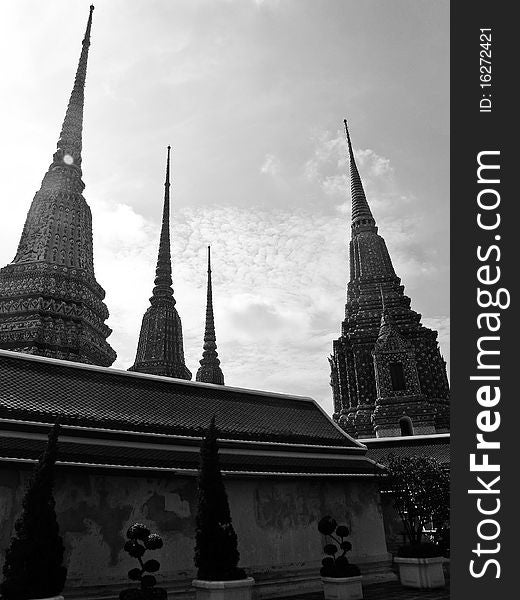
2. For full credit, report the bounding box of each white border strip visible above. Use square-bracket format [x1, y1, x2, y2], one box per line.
[0, 456, 383, 478]
[0, 417, 367, 452]
[359, 433, 450, 443]
[0, 428, 376, 463]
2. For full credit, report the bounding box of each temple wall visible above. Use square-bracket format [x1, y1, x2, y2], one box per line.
[0, 465, 391, 597]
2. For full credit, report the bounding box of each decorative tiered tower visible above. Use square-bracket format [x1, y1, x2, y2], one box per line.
[0, 6, 116, 366]
[129, 147, 191, 380]
[195, 246, 225, 385]
[329, 120, 450, 438]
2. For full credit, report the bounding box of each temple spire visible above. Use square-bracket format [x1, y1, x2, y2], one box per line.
[151, 145, 174, 302]
[51, 5, 95, 176]
[129, 147, 191, 380]
[343, 119, 376, 232]
[330, 117, 450, 438]
[0, 5, 116, 366]
[196, 247, 225, 385]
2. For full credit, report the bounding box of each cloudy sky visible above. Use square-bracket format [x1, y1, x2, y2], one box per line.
[0, 0, 449, 413]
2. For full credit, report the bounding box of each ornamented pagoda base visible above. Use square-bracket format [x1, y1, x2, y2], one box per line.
[0, 263, 116, 367]
[372, 396, 437, 438]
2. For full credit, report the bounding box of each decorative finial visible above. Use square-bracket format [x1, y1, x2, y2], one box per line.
[343, 118, 375, 231]
[165, 146, 171, 186]
[344, 119, 355, 156]
[50, 4, 96, 174]
[343, 119, 350, 140]
[83, 5, 95, 45]
[150, 146, 174, 301]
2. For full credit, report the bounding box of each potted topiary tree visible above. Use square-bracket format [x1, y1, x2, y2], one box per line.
[192, 417, 254, 600]
[384, 454, 449, 589]
[0, 422, 67, 600]
[119, 523, 167, 600]
[318, 516, 362, 600]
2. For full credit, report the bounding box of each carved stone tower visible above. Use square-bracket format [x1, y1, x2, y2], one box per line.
[129, 147, 191, 380]
[329, 120, 449, 438]
[196, 246, 225, 385]
[0, 6, 116, 366]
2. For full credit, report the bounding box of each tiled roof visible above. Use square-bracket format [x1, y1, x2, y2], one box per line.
[0, 350, 357, 448]
[362, 434, 450, 465]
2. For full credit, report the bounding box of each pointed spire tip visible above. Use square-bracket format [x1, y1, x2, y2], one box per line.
[150, 145, 174, 300]
[82, 4, 94, 46]
[344, 118, 352, 147]
[165, 145, 171, 180]
[343, 117, 375, 229]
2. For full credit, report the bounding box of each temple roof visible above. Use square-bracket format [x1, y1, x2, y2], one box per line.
[361, 434, 450, 466]
[0, 350, 381, 477]
[0, 349, 352, 445]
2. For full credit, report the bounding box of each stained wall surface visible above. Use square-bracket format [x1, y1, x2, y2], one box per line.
[0, 466, 389, 591]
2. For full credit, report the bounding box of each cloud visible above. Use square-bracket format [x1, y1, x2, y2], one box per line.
[260, 153, 282, 176]
[356, 148, 394, 177]
[85, 201, 349, 410]
[304, 129, 396, 205]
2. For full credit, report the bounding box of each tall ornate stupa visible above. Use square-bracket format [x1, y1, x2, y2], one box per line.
[195, 246, 225, 385]
[129, 147, 191, 380]
[0, 6, 116, 366]
[329, 120, 450, 438]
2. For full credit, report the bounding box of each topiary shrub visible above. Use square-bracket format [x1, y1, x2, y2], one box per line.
[0, 422, 67, 600]
[119, 523, 167, 600]
[318, 516, 360, 578]
[194, 417, 246, 581]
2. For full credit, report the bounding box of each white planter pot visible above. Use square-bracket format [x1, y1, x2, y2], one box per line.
[394, 556, 445, 588]
[321, 576, 363, 600]
[192, 577, 255, 600]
